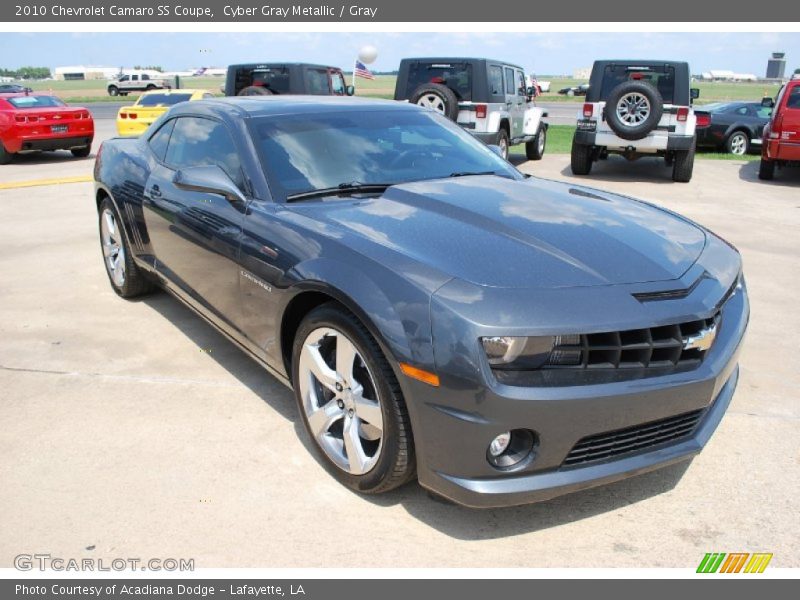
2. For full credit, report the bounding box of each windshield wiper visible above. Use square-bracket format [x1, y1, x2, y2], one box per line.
[448, 170, 509, 179]
[285, 181, 394, 203]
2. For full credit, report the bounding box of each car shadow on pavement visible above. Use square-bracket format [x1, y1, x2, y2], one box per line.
[142, 290, 693, 538]
[558, 155, 683, 184]
[142, 292, 297, 423]
[9, 151, 95, 166]
[738, 159, 800, 187]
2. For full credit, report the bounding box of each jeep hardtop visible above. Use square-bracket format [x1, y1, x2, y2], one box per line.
[394, 57, 548, 161]
[571, 60, 700, 182]
[224, 63, 354, 97]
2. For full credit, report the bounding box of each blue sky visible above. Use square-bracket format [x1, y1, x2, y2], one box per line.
[1, 32, 798, 76]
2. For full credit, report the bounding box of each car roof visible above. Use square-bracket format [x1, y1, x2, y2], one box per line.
[227, 62, 343, 70]
[401, 57, 523, 68]
[140, 88, 209, 95]
[188, 95, 416, 118]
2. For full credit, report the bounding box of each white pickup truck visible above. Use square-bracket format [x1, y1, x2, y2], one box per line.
[107, 71, 170, 97]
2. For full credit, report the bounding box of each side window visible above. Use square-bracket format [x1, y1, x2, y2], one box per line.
[131, 75, 139, 82]
[330, 72, 346, 95]
[735, 106, 749, 116]
[164, 117, 245, 191]
[504, 67, 515, 95]
[148, 118, 175, 161]
[142, 74, 150, 81]
[786, 87, 800, 110]
[517, 70, 526, 96]
[488, 66, 503, 96]
[304, 69, 330, 95]
[119, 75, 129, 82]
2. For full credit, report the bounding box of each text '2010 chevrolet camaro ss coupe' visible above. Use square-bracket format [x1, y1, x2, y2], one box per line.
[94, 97, 748, 508]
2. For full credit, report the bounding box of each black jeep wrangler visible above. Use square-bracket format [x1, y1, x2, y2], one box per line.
[224, 63, 354, 97]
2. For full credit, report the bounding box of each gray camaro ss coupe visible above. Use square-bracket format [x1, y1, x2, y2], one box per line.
[94, 96, 748, 507]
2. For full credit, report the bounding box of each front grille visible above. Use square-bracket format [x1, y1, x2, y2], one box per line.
[563, 408, 704, 467]
[544, 314, 719, 371]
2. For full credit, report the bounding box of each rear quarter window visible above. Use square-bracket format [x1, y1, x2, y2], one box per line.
[148, 118, 175, 161]
[786, 86, 800, 109]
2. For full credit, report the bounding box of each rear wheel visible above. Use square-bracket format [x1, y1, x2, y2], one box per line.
[0, 142, 13, 165]
[726, 131, 749, 156]
[292, 303, 415, 494]
[71, 146, 91, 158]
[672, 141, 696, 183]
[758, 158, 775, 180]
[496, 128, 510, 160]
[570, 138, 593, 175]
[525, 126, 546, 160]
[98, 198, 153, 298]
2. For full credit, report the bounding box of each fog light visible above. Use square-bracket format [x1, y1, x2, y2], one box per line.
[489, 432, 511, 457]
[486, 429, 537, 470]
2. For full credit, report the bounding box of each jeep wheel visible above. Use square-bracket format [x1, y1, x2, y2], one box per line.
[672, 141, 696, 183]
[526, 126, 546, 160]
[108, 85, 119, 97]
[758, 158, 775, 180]
[238, 86, 273, 96]
[410, 83, 459, 121]
[496, 129, 510, 160]
[605, 80, 664, 141]
[570, 138, 593, 175]
[726, 131, 749, 156]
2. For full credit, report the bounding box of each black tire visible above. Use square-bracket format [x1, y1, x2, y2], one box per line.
[664, 153, 675, 167]
[409, 83, 459, 121]
[496, 128, 510, 161]
[570, 138, 593, 175]
[758, 158, 775, 180]
[108, 86, 119, 97]
[292, 303, 416, 494]
[605, 80, 664, 141]
[725, 130, 750, 156]
[146, 84, 156, 91]
[238, 85, 273, 96]
[672, 140, 696, 183]
[98, 197, 154, 298]
[525, 126, 546, 160]
[0, 142, 13, 165]
[71, 146, 91, 158]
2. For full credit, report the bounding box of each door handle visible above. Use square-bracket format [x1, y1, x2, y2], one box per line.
[148, 184, 162, 198]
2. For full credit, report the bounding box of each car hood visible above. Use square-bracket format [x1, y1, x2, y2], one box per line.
[292, 176, 707, 290]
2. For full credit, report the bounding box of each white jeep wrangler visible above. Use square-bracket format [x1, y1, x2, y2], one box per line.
[394, 58, 548, 161]
[571, 60, 701, 182]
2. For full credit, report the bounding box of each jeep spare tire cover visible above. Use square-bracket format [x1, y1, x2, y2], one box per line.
[410, 83, 459, 121]
[238, 86, 273, 96]
[605, 80, 664, 141]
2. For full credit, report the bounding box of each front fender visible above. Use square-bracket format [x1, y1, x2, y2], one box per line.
[523, 107, 545, 136]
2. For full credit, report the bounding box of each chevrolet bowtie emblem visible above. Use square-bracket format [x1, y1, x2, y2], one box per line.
[684, 323, 718, 352]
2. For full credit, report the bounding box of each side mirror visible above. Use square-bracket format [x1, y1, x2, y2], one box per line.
[173, 165, 246, 204]
[526, 86, 538, 97]
[345, 85, 355, 96]
[487, 144, 504, 158]
[761, 96, 775, 108]
[690, 88, 700, 100]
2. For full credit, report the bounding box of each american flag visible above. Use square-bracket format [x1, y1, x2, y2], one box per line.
[354, 60, 375, 80]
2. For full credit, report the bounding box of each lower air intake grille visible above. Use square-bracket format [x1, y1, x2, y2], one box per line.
[563, 408, 704, 467]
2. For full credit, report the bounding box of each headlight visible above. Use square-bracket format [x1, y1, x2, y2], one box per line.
[481, 335, 582, 370]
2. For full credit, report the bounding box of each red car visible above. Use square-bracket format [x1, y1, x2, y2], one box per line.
[759, 79, 800, 180]
[0, 93, 94, 164]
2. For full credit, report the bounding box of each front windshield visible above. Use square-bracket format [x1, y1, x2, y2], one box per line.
[250, 108, 520, 201]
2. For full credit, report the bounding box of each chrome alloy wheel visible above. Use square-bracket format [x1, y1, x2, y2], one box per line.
[416, 93, 446, 114]
[616, 92, 651, 126]
[100, 208, 125, 287]
[298, 327, 384, 475]
[729, 132, 748, 155]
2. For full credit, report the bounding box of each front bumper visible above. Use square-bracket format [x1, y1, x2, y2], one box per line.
[403, 256, 748, 508]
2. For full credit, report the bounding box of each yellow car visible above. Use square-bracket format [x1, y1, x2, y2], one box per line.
[116, 89, 213, 136]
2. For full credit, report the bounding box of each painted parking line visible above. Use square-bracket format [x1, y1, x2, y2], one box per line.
[0, 175, 93, 190]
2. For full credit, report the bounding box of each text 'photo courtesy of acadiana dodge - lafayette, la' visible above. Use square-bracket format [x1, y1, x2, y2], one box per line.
[36, 5, 380, 19]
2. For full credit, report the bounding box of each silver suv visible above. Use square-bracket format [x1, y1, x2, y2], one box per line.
[394, 57, 548, 161]
[571, 60, 700, 182]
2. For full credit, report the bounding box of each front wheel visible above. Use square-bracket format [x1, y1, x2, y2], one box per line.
[108, 86, 119, 97]
[726, 131, 750, 156]
[525, 126, 546, 160]
[570, 139, 593, 175]
[292, 303, 415, 494]
[758, 158, 775, 180]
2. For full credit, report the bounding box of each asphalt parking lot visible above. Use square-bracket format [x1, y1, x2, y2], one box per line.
[1, 122, 799, 569]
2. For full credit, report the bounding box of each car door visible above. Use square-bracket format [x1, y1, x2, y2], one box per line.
[503, 67, 524, 140]
[779, 84, 800, 158]
[143, 115, 247, 328]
